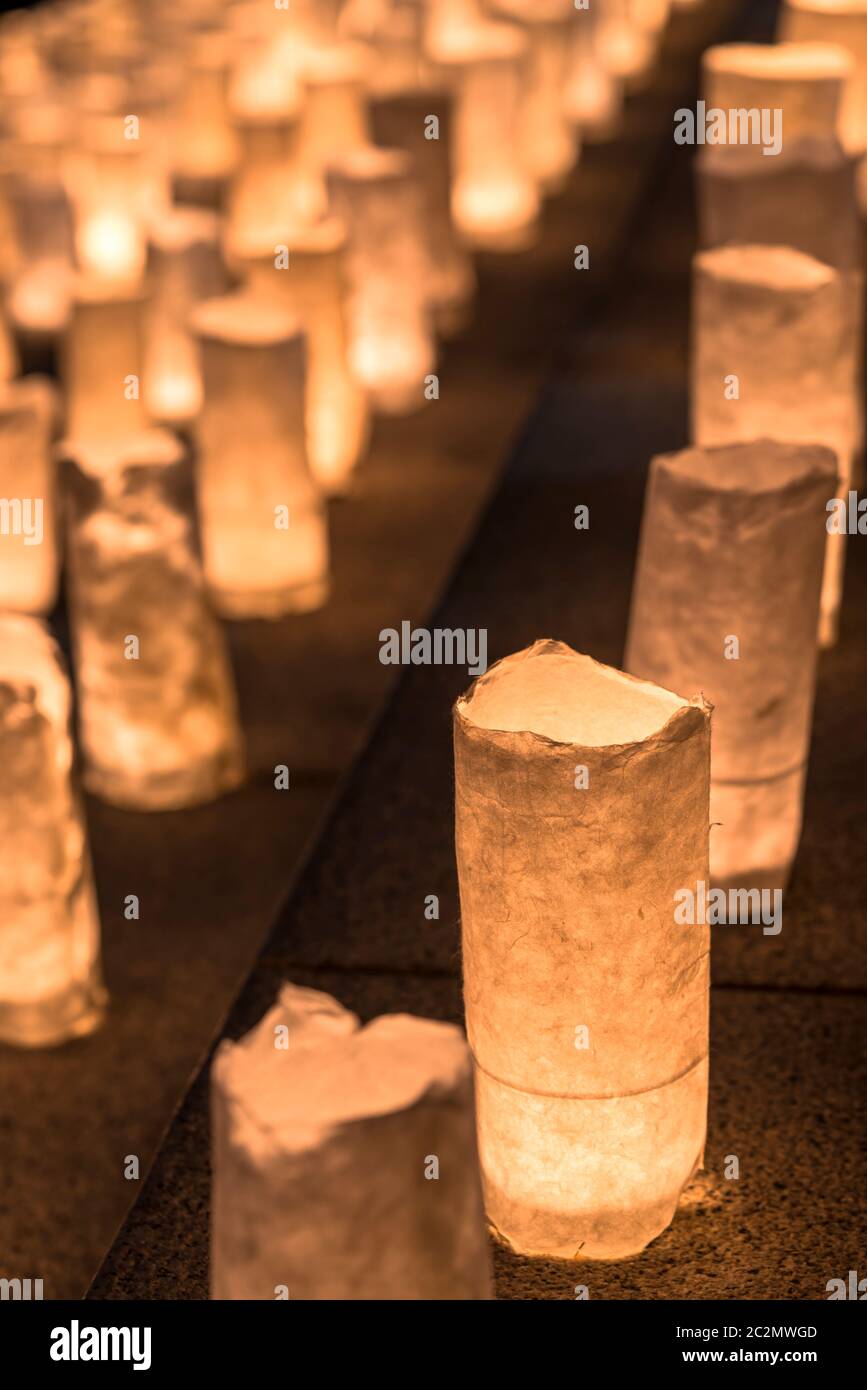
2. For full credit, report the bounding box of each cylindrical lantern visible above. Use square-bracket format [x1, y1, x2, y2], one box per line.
[143, 206, 229, 425]
[63, 274, 146, 442]
[1, 163, 75, 336]
[780, 1, 867, 181]
[293, 42, 370, 224]
[62, 430, 245, 810]
[598, 0, 657, 84]
[211, 982, 493, 1299]
[563, 0, 623, 139]
[68, 114, 153, 285]
[169, 30, 239, 203]
[626, 442, 836, 891]
[327, 147, 435, 415]
[692, 244, 862, 647]
[191, 292, 329, 618]
[488, 0, 579, 193]
[0, 613, 105, 1048]
[0, 376, 59, 615]
[440, 21, 540, 251]
[703, 41, 852, 152]
[370, 87, 476, 335]
[454, 640, 711, 1259]
[243, 218, 370, 496]
[225, 104, 301, 264]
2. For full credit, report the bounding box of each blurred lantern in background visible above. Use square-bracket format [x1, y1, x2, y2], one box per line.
[328, 146, 435, 413]
[0, 614, 105, 1049]
[63, 429, 245, 810]
[0, 376, 58, 614]
[191, 292, 330, 618]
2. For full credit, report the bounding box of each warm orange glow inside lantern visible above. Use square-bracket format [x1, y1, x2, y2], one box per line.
[626, 442, 836, 892]
[68, 116, 154, 285]
[563, 2, 623, 138]
[439, 21, 540, 251]
[191, 292, 330, 618]
[1, 120, 75, 335]
[63, 274, 146, 442]
[225, 103, 301, 264]
[597, 0, 657, 84]
[293, 42, 371, 224]
[0, 613, 105, 1048]
[489, 0, 579, 194]
[169, 30, 239, 199]
[327, 147, 435, 414]
[244, 218, 370, 497]
[211, 982, 492, 1299]
[62, 430, 245, 810]
[691, 244, 863, 647]
[144, 207, 228, 426]
[0, 376, 59, 615]
[454, 641, 711, 1259]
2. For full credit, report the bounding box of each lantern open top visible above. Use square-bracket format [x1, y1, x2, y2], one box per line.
[705, 40, 853, 80]
[657, 439, 839, 495]
[189, 292, 303, 345]
[218, 984, 468, 1151]
[457, 640, 700, 748]
[328, 144, 413, 183]
[435, 20, 527, 67]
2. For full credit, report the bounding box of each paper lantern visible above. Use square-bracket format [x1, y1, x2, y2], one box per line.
[488, 0, 578, 193]
[563, 1, 623, 139]
[143, 206, 228, 425]
[0, 377, 58, 615]
[703, 40, 852, 152]
[626, 442, 836, 891]
[225, 104, 301, 263]
[327, 148, 435, 414]
[440, 22, 540, 251]
[293, 42, 370, 224]
[243, 219, 370, 496]
[780, 0, 867, 186]
[169, 30, 239, 202]
[0, 613, 105, 1048]
[211, 982, 492, 1299]
[0, 148, 75, 336]
[371, 88, 475, 335]
[692, 244, 863, 646]
[454, 640, 711, 1259]
[191, 292, 329, 618]
[62, 430, 245, 811]
[69, 115, 153, 285]
[63, 274, 146, 442]
[597, 0, 657, 84]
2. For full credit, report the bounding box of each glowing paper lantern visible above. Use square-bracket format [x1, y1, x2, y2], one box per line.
[144, 206, 228, 425]
[0, 614, 105, 1048]
[563, 1, 623, 139]
[169, 30, 239, 202]
[225, 104, 301, 263]
[692, 244, 863, 646]
[703, 41, 852, 152]
[440, 22, 540, 251]
[293, 42, 370, 223]
[69, 115, 153, 285]
[598, 0, 657, 84]
[454, 640, 711, 1259]
[63, 430, 245, 811]
[244, 219, 370, 496]
[489, 0, 578, 193]
[328, 148, 435, 414]
[626, 442, 836, 891]
[191, 293, 329, 618]
[780, 1, 867, 168]
[0, 377, 58, 615]
[1, 160, 75, 336]
[371, 89, 475, 335]
[63, 275, 146, 442]
[211, 982, 492, 1299]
